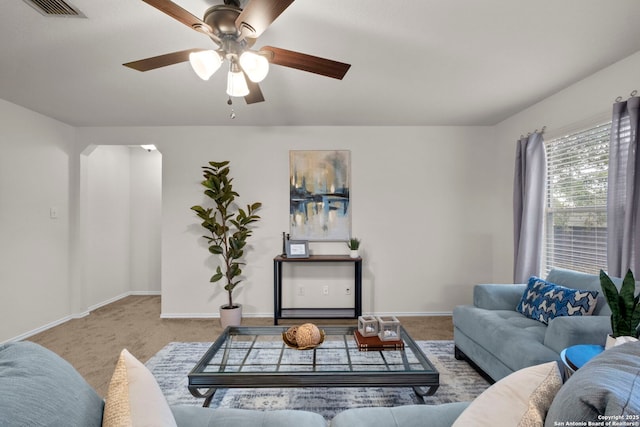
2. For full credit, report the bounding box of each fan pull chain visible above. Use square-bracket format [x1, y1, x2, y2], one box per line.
[227, 97, 237, 119]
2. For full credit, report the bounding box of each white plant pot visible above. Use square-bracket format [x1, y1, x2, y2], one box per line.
[350, 249, 359, 258]
[605, 334, 616, 349]
[606, 334, 638, 349]
[220, 304, 242, 329]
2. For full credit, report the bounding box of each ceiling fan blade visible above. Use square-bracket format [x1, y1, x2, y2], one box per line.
[260, 46, 351, 80]
[236, 0, 294, 40]
[244, 74, 265, 104]
[141, 0, 213, 35]
[123, 49, 206, 72]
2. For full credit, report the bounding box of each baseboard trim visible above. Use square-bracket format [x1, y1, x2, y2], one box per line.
[6, 300, 448, 344]
[4, 290, 161, 344]
[4, 315, 75, 344]
[160, 312, 274, 319]
[86, 290, 160, 313]
[160, 311, 454, 319]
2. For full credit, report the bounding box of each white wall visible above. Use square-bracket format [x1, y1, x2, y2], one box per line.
[3, 49, 640, 340]
[78, 126, 498, 317]
[492, 51, 640, 281]
[129, 148, 162, 294]
[0, 99, 73, 341]
[83, 145, 162, 308]
[0, 107, 163, 342]
[74, 58, 640, 318]
[85, 145, 132, 305]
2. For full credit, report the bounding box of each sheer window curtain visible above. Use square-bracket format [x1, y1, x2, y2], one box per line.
[513, 132, 546, 283]
[607, 96, 640, 277]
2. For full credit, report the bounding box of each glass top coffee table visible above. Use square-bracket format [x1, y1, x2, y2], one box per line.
[188, 325, 439, 407]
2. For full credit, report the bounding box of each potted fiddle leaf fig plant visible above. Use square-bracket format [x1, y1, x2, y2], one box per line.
[191, 161, 262, 328]
[599, 269, 640, 347]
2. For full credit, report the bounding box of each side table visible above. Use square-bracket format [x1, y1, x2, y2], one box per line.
[560, 344, 604, 377]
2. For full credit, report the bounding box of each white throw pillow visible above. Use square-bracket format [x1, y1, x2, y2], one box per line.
[102, 349, 177, 427]
[452, 361, 563, 427]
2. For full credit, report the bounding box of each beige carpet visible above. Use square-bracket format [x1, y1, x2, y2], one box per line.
[27, 295, 454, 397]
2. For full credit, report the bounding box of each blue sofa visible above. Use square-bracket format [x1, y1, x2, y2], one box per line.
[452, 268, 614, 382]
[0, 341, 326, 427]
[2, 339, 639, 426]
[333, 342, 640, 427]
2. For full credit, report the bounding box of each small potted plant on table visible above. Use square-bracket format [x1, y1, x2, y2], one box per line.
[347, 237, 361, 258]
[599, 269, 640, 348]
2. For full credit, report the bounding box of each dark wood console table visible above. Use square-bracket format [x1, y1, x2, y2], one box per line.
[273, 255, 362, 325]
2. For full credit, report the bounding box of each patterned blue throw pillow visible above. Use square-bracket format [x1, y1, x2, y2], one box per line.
[516, 276, 599, 324]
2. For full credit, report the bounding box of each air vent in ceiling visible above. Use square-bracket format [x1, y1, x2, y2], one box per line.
[22, 0, 86, 17]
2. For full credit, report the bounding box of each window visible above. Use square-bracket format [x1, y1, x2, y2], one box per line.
[543, 123, 610, 276]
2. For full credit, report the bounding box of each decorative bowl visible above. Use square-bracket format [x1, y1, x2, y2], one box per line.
[282, 329, 325, 350]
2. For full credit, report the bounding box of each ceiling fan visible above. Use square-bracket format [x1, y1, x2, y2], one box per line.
[123, 0, 351, 104]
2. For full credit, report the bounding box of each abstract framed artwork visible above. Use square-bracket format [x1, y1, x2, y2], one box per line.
[289, 150, 351, 241]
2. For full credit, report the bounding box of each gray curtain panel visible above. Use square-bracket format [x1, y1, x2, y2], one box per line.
[607, 96, 640, 277]
[513, 132, 546, 283]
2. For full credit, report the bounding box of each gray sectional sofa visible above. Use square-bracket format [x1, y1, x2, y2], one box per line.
[0, 341, 326, 427]
[1, 339, 639, 426]
[453, 268, 614, 382]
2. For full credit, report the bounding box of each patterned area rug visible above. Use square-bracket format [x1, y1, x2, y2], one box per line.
[146, 340, 489, 420]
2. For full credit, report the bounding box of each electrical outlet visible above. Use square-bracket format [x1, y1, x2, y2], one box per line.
[297, 286, 305, 296]
[322, 285, 329, 295]
[345, 287, 351, 295]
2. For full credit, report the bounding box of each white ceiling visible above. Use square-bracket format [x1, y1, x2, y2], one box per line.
[1, 0, 640, 127]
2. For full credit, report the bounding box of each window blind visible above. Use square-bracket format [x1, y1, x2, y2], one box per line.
[543, 122, 612, 276]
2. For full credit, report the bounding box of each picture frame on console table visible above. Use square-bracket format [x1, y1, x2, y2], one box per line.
[285, 240, 309, 258]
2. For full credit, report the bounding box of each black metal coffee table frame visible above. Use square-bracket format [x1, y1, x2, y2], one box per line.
[188, 325, 439, 406]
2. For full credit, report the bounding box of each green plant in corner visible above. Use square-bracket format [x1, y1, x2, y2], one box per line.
[347, 238, 361, 250]
[191, 161, 262, 310]
[599, 269, 640, 338]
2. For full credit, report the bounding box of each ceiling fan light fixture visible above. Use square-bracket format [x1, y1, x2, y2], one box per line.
[226, 65, 250, 97]
[127, 0, 352, 105]
[239, 51, 269, 83]
[189, 50, 222, 80]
